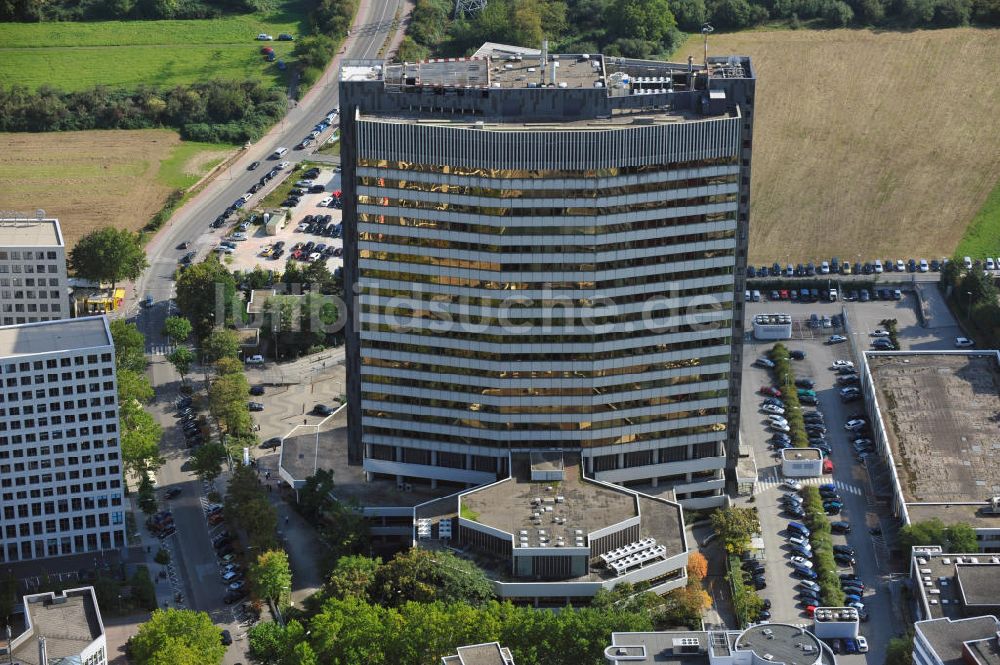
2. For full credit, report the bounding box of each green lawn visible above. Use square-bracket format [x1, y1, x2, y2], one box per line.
[0, 0, 308, 91]
[956, 177, 1000, 259]
[157, 139, 232, 189]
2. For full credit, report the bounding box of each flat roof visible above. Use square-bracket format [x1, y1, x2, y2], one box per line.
[13, 588, 103, 665]
[915, 617, 1000, 665]
[956, 563, 1000, 607]
[441, 642, 514, 665]
[967, 636, 1000, 665]
[782, 448, 822, 461]
[0, 317, 110, 357]
[283, 409, 454, 508]
[735, 624, 824, 665]
[868, 353, 1000, 505]
[906, 502, 1000, 529]
[911, 549, 1000, 619]
[606, 631, 709, 665]
[0, 219, 63, 247]
[461, 455, 637, 547]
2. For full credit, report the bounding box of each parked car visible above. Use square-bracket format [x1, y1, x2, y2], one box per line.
[955, 337, 975, 348]
[248, 402, 264, 412]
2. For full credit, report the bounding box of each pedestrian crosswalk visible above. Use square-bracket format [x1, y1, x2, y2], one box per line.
[148, 343, 176, 356]
[753, 475, 862, 496]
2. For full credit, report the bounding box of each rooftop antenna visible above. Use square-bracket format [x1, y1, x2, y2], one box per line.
[540, 39, 548, 84]
[701, 23, 714, 70]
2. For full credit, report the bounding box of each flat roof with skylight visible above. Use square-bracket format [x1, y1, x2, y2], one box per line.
[910, 547, 1000, 620]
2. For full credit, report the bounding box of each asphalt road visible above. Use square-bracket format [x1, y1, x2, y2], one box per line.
[124, 2, 404, 660]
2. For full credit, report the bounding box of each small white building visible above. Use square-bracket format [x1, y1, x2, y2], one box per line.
[781, 447, 824, 477]
[752, 313, 792, 340]
[812, 607, 859, 639]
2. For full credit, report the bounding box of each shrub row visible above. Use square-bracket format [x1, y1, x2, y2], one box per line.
[768, 343, 808, 448]
[801, 487, 846, 607]
[880, 318, 900, 351]
[0, 80, 285, 143]
[727, 555, 765, 627]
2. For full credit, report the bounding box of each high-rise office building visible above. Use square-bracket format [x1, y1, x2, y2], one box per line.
[0, 219, 69, 325]
[0, 317, 124, 562]
[340, 48, 755, 508]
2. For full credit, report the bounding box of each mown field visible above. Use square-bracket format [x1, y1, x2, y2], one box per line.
[0, 0, 307, 91]
[674, 28, 1000, 263]
[0, 130, 231, 247]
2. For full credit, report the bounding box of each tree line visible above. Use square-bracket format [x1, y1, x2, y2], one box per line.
[0, 80, 285, 143]
[2, 0, 272, 21]
[399, 0, 1000, 64]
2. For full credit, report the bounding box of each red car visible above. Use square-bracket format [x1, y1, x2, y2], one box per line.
[823, 459, 834, 474]
[780, 289, 789, 299]
[291, 250, 303, 260]
[805, 605, 817, 617]
[760, 386, 782, 398]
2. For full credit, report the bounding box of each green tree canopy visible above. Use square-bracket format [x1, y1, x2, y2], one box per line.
[945, 523, 979, 552]
[163, 316, 193, 345]
[250, 549, 293, 607]
[373, 548, 494, 607]
[202, 328, 240, 363]
[69, 226, 148, 292]
[129, 608, 225, 665]
[175, 258, 236, 339]
[167, 347, 194, 380]
[711, 506, 760, 554]
[120, 403, 163, 475]
[190, 442, 227, 483]
[118, 368, 154, 405]
[324, 554, 380, 602]
[606, 0, 676, 44]
[899, 518, 947, 553]
[110, 319, 147, 373]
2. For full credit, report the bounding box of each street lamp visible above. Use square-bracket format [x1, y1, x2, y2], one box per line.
[967, 291, 973, 319]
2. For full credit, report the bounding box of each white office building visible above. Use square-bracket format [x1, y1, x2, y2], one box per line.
[913, 617, 1000, 665]
[0, 317, 124, 562]
[2, 586, 108, 665]
[0, 219, 69, 325]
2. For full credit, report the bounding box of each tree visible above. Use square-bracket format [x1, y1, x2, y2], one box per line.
[606, 0, 676, 44]
[209, 371, 251, 435]
[317, 501, 371, 569]
[167, 347, 194, 382]
[710, 506, 760, 554]
[899, 518, 947, 553]
[110, 319, 147, 373]
[69, 226, 147, 294]
[118, 368, 154, 405]
[373, 548, 494, 607]
[250, 550, 293, 608]
[298, 469, 336, 520]
[190, 442, 227, 483]
[886, 631, 915, 665]
[226, 465, 278, 551]
[129, 608, 226, 665]
[120, 404, 163, 475]
[660, 583, 712, 630]
[945, 523, 979, 552]
[324, 555, 380, 601]
[137, 473, 158, 515]
[163, 316, 193, 345]
[175, 258, 236, 339]
[214, 356, 243, 376]
[687, 551, 708, 580]
[202, 329, 240, 363]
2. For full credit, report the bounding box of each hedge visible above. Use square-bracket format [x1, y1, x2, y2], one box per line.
[727, 555, 765, 627]
[802, 487, 846, 607]
[768, 343, 809, 448]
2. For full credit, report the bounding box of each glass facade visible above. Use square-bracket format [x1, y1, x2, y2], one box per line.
[355, 144, 740, 492]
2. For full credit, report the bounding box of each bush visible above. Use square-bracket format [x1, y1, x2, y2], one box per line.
[728, 555, 764, 626]
[130, 566, 157, 611]
[802, 487, 846, 607]
[154, 548, 171, 565]
[768, 343, 809, 448]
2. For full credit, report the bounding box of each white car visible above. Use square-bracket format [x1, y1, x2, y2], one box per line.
[820, 261, 830, 274]
[256, 33, 273, 40]
[241, 193, 252, 202]
[788, 535, 810, 548]
[214, 245, 234, 254]
[964, 256, 973, 269]
[761, 404, 785, 415]
[318, 197, 334, 206]
[221, 570, 240, 582]
[919, 258, 929, 272]
[831, 360, 854, 369]
[782, 480, 803, 491]
[827, 335, 847, 344]
[845, 419, 866, 430]
[955, 337, 975, 348]
[799, 579, 821, 593]
[229, 232, 247, 241]
[768, 416, 788, 427]
[296, 222, 309, 231]
[895, 259, 905, 272]
[790, 556, 813, 568]
[870, 329, 890, 337]
[857, 637, 869, 653]
[278, 161, 290, 169]
[987, 257, 996, 271]
[839, 387, 861, 397]
[308, 252, 321, 262]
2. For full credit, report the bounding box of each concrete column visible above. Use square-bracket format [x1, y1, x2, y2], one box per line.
[687, 444, 695, 460]
[466, 453, 473, 470]
[430, 451, 438, 489]
[395, 446, 402, 462]
[651, 477, 659, 488]
[617, 452, 625, 470]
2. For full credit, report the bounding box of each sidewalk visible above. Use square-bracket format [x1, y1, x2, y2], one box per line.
[126, 497, 188, 612]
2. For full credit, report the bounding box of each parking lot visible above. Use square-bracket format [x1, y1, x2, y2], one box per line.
[210, 167, 344, 275]
[734, 290, 967, 659]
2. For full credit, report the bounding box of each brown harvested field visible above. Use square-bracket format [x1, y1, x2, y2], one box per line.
[0, 129, 183, 248]
[675, 28, 1000, 263]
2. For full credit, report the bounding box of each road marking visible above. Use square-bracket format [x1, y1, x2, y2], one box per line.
[754, 476, 863, 496]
